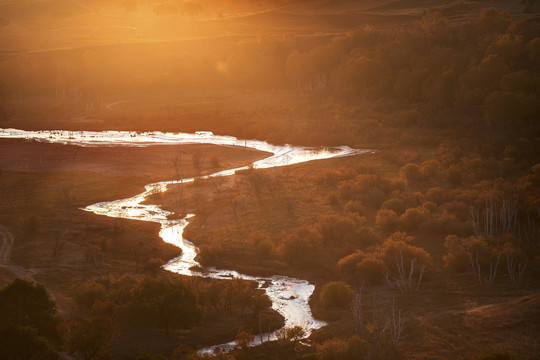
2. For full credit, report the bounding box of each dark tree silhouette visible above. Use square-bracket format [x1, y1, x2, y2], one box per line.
[0, 279, 63, 359]
[123, 278, 204, 334]
[68, 318, 115, 360]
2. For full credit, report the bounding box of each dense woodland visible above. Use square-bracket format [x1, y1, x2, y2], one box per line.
[1, 1, 540, 359]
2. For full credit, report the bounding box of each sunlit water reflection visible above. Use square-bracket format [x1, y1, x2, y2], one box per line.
[1, 128, 372, 352]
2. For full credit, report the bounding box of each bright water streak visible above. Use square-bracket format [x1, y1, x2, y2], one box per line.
[1, 128, 372, 352]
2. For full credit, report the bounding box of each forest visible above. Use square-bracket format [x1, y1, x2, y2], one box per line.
[0, 0, 539, 359]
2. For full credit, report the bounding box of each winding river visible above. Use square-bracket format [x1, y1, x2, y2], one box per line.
[0, 128, 370, 351]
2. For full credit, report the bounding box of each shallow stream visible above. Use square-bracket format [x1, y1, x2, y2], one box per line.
[0, 128, 370, 351]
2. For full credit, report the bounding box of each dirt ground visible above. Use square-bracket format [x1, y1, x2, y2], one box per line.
[0, 138, 270, 181]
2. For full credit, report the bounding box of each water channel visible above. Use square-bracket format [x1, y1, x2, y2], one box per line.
[0, 128, 371, 351]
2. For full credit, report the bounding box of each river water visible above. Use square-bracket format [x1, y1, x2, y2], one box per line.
[0, 128, 370, 351]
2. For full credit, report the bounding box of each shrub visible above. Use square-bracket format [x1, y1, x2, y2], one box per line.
[353, 227, 380, 248]
[317, 169, 342, 186]
[387, 231, 415, 244]
[447, 165, 464, 187]
[143, 257, 164, 274]
[76, 281, 107, 309]
[316, 338, 348, 360]
[381, 198, 406, 215]
[278, 225, 320, 263]
[197, 243, 223, 266]
[379, 239, 432, 273]
[317, 214, 357, 244]
[360, 187, 387, 208]
[68, 318, 115, 360]
[422, 201, 437, 213]
[345, 336, 370, 359]
[356, 257, 388, 285]
[400, 207, 428, 232]
[443, 235, 470, 272]
[400, 163, 423, 185]
[328, 191, 340, 205]
[421, 159, 440, 179]
[338, 250, 366, 274]
[375, 208, 399, 233]
[276, 326, 305, 348]
[344, 200, 364, 215]
[338, 180, 361, 200]
[315, 336, 369, 360]
[235, 329, 254, 350]
[426, 186, 454, 205]
[319, 281, 354, 308]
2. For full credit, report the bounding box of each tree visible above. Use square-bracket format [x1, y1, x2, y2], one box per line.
[192, 152, 202, 176]
[316, 336, 369, 360]
[123, 278, 204, 334]
[319, 281, 354, 308]
[235, 329, 254, 351]
[400, 163, 423, 185]
[473, 8, 511, 36]
[357, 258, 388, 285]
[0, 327, 59, 360]
[275, 325, 305, 349]
[317, 214, 357, 244]
[0, 279, 63, 347]
[68, 318, 114, 360]
[379, 238, 431, 293]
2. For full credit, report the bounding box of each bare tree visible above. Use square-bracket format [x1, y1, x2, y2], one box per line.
[385, 251, 426, 294]
[386, 297, 406, 346]
[350, 286, 365, 337]
[210, 175, 225, 200]
[467, 249, 500, 285]
[521, 211, 540, 248]
[369, 295, 387, 340]
[192, 152, 202, 177]
[167, 149, 184, 211]
[52, 238, 64, 265]
[505, 248, 527, 285]
[470, 195, 518, 238]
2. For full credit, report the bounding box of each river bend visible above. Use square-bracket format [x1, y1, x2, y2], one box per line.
[0, 128, 370, 351]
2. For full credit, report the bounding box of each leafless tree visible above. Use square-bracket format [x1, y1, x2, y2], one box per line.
[470, 195, 518, 238]
[385, 251, 426, 294]
[210, 175, 225, 199]
[52, 238, 64, 264]
[167, 149, 184, 211]
[369, 295, 387, 340]
[467, 250, 500, 285]
[520, 211, 540, 248]
[386, 297, 405, 346]
[192, 152, 202, 176]
[350, 286, 365, 337]
[505, 248, 527, 285]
